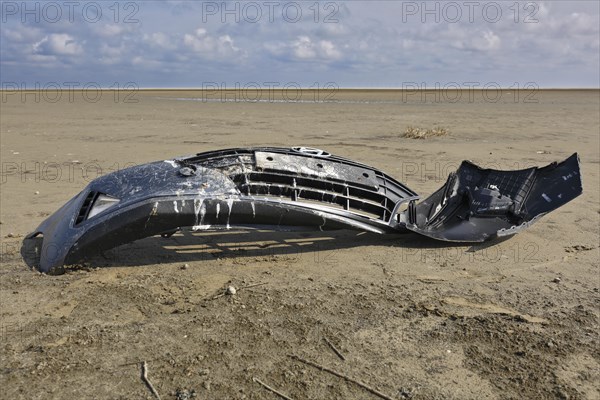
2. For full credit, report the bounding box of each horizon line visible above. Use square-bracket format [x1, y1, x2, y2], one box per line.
[1, 87, 599, 91]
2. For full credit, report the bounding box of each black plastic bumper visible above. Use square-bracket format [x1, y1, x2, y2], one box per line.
[27, 147, 582, 273]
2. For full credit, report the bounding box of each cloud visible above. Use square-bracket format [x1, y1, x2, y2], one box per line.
[266, 35, 342, 61]
[33, 33, 83, 56]
[2, 28, 29, 42]
[144, 32, 176, 50]
[319, 40, 342, 59]
[97, 24, 125, 38]
[97, 43, 127, 65]
[451, 30, 501, 52]
[292, 36, 316, 59]
[183, 28, 241, 57]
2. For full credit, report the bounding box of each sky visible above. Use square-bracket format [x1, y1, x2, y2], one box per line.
[1, 1, 599, 88]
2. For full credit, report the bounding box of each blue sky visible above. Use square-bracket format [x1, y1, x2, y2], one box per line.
[1, 1, 599, 88]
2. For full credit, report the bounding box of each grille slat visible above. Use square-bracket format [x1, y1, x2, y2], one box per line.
[240, 182, 390, 218]
[231, 172, 389, 206]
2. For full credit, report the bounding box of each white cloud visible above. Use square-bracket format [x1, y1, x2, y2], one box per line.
[292, 36, 317, 59]
[473, 31, 501, 51]
[97, 43, 127, 65]
[287, 36, 342, 60]
[318, 40, 342, 59]
[145, 32, 176, 50]
[440, 25, 501, 52]
[98, 24, 125, 38]
[33, 33, 83, 56]
[183, 28, 240, 57]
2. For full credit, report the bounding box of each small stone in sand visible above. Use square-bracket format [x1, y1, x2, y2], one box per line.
[226, 286, 237, 295]
[552, 277, 561, 284]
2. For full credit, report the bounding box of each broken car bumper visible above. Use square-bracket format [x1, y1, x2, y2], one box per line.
[27, 147, 582, 273]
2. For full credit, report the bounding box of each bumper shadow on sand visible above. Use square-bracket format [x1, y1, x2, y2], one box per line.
[20, 229, 497, 274]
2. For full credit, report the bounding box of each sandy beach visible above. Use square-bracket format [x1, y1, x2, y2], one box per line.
[1, 89, 599, 399]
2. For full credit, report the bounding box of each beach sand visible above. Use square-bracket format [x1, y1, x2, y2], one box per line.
[1, 89, 599, 399]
